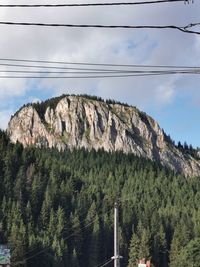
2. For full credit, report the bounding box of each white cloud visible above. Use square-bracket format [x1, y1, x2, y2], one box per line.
[155, 79, 176, 106]
[28, 97, 41, 103]
[0, 79, 28, 100]
[0, 0, 200, 129]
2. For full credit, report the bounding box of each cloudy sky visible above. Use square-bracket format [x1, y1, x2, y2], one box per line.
[0, 0, 200, 147]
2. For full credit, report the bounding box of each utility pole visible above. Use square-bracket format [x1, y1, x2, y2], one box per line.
[111, 202, 122, 267]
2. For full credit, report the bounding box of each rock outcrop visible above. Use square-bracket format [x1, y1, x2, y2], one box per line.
[7, 95, 200, 176]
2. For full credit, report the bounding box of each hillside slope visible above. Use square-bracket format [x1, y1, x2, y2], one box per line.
[7, 95, 200, 176]
[0, 129, 200, 267]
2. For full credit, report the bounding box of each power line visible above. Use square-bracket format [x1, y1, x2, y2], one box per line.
[0, 0, 187, 8]
[0, 70, 199, 76]
[11, 200, 104, 260]
[95, 258, 113, 267]
[0, 57, 199, 69]
[0, 69, 199, 74]
[0, 62, 130, 72]
[0, 58, 200, 78]
[12, 215, 100, 266]
[0, 70, 135, 74]
[11, 202, 115, 265]
[0, 21, 199, 35]
[1, 62, 200, 72]
[0, 71, 199, 79]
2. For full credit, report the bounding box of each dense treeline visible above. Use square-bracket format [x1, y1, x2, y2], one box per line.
[0, 129, 200, 267]
[14, 94, 132, 122]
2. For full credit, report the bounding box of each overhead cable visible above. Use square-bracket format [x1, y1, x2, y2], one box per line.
[12, 215, 100, 266]
[22, 206, 98, 257]
[0, 57, 199, 69]
[1, 62, 199, 72]
[0, 62, 129, 72]
[0, 21, 199, 35]
[0, 69, 199, 74]
[95, 258, 113, 267]
[0, 72, 199, 79]
[0, 0, 187, 8]
[0, 58, 200, 78]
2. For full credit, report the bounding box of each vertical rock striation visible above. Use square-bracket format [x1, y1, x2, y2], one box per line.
[7, 95, 200, 176]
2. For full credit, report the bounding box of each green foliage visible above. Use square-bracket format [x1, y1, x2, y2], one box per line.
[0, 130, 200, 267]
[176, 141, 200, 159]
[14, 94, 135, 123]
[32, 95, 68, 122]
[128, 232, 140, 267]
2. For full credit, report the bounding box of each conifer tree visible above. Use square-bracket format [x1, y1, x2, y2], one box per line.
[71, 248, 80, 267]
[88, 214, 101, 267]
[128, 232, 140, 267]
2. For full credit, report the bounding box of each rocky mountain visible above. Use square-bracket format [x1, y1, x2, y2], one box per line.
[7, 95, 200, 176]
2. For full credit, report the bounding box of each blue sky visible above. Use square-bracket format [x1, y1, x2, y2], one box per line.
[0, 0, 200, 147]
[147, 94, 200, 148]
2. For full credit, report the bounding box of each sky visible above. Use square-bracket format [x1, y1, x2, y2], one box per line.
[0, 0, 200, 147]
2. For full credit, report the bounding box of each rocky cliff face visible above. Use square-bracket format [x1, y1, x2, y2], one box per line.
[7, 95, 200, 176]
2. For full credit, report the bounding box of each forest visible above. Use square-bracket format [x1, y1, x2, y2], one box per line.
[0, 129, 200, 267]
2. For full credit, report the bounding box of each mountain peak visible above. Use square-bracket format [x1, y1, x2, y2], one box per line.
[7, 94, 200, 176]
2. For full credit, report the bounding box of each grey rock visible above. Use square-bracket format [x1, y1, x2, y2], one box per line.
[7, 95, 200, 177]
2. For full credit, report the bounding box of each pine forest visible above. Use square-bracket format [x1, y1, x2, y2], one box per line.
[0, 130, 200, 267]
